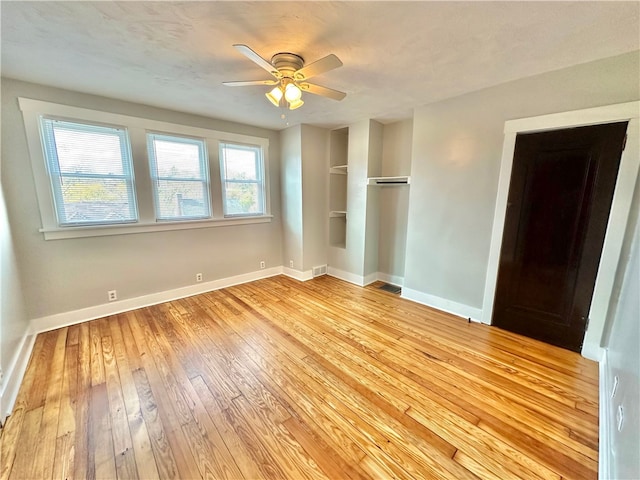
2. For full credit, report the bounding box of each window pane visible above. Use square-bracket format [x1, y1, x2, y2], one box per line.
[52, 127, 126, 175]
[155, 180, 208, 219]
[223, 148, 258, 180]
[220, 143, 265, 217]
[40, 118, 137, 226]
[148, 134, 211, 220]
[58, 177, 136, 224]
[152, 139, 202, 178]
[224, 182, 260, 215]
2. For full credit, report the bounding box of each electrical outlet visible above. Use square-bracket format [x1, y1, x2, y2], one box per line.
[260, 261, 266, 269]
[290, 260, 294, 268]
[196, 273, 203, 282]
[108, 290, 117, 302]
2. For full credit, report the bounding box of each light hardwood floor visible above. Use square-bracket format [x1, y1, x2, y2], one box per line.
[0, 275, 599, 479]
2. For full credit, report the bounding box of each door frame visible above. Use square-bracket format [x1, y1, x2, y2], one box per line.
[481, 101, 639, 361]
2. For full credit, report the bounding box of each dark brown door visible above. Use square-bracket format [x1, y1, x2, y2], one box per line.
[492, 122, 628, 352]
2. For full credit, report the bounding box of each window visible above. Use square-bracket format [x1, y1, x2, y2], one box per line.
[20, 98, 271, 239]
[147, 133, 211, 220]
[220, 143, 265, 216]
[40, 118, 137, 226]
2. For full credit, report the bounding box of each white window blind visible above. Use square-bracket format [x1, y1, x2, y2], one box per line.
[39, 118, 138, 226]
[147, 133, 211, 220]
[220, 143, 265, 217]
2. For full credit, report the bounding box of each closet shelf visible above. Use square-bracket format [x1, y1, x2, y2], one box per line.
[367, 176, 410, 186]
[329, 211, 347, 218]
[330, 165, 348, 175]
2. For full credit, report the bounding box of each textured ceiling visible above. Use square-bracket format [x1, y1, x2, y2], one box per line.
[2, 1, 639, 130]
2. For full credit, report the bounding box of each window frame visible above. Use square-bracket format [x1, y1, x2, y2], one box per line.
[219, 142, 266, 218]
[147, 132, 212, 221]
[19, 98, 271, 240]
[39, 116, 139, 227]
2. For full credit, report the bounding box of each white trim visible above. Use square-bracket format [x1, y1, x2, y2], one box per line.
[481, 130, 518, 324]
[599, 349, 611, 480]
[30, 266, 283, 334]
[402, 287, 483, 323]
[482, 101, 640, 361]
[377, 272, 404, 287]
[281, 267, 313, 282]
[581, 343, 605, 364]
[327, 267, 366, 286]
[504, 103, 639, 133]
[363, 272, 378, 286]
[40, 215, 273, 240]
[327, 269, 404, 288]
[0, 333, 36, 422]
[18, 98, 268, 146]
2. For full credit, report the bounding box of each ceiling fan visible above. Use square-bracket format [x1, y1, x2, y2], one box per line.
[223, 44, 346, 110]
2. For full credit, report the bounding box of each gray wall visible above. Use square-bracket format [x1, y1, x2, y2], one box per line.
[404, 51, 640, 310]
[328, 119, 412, 282]
[604, 171, 640, 479]
[329, 119, 369, 276]
[0, 183, 29, 414]
[378, 119, 412, 282]
[363, 120, 383, 278]
[280, 125, 304, 270]
[1, 78, 283, 320]
[329, 119, 384, 279]
[327, 129, 348, 266]
[280, 124, 329, 273]
[300, 125, 328, 272]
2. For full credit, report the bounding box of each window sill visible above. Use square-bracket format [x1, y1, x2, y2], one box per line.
[40, 215, 274, 240]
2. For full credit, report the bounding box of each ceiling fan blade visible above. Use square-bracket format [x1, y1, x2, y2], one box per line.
[293, 54, 343, 81]
[233, 44, 279, 77]
[300, 83, 346, 101]
[223, 80, 279, 87]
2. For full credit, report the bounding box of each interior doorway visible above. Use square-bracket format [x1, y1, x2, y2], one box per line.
[492, 123, 627, 352]
[481, 101, 639, 360]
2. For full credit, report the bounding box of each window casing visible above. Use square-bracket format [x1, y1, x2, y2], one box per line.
[40, 118, 138, 226]
[220, 143, 265, 217]
[19, 98, 271, 240]
[147, 133, 211, 221]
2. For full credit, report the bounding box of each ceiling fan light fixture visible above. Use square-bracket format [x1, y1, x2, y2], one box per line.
[265, 86, 283, 106]
[284, 82, 302, 102]
[226, 44, 346, 111]
[288, 98, 304, 110]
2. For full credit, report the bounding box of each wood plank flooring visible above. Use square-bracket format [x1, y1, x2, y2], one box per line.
[0, 275, 599, 479]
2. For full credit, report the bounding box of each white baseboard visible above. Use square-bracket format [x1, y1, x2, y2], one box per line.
[327, 267, 366, 286]
[377, 272, 404, 287]
[30, 266, 283, 334]
[581, 341, 604, 362]
[0, 332, 36, 422]
[327, 268, 405, 288]
[282, 267, 313, 281]
[599, 349, 611, 480]
[401, 287, 483, 323]
[363, 272, 378, 286]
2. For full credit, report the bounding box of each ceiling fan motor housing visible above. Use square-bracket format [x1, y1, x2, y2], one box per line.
[271, 52, 305, 78]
